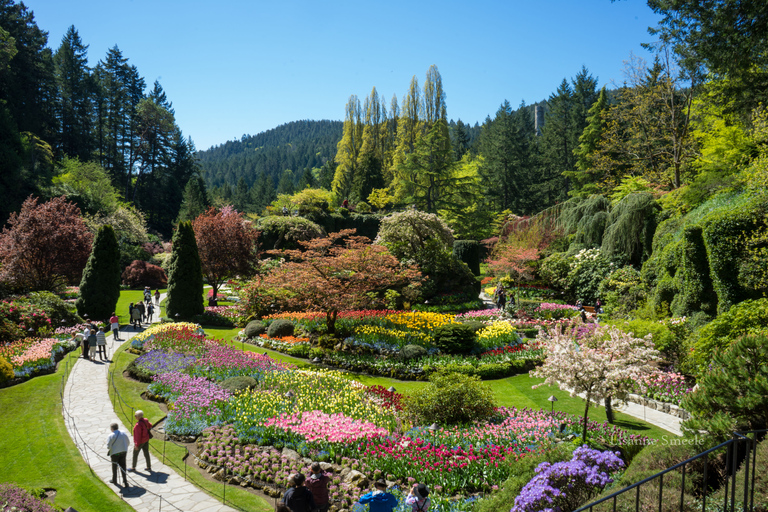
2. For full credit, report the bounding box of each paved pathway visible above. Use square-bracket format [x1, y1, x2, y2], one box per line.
[62, 296, 237, 512]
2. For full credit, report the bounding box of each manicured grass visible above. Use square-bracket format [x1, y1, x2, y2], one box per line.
[109, 345, 272, 512]
[0, 350, 134, 512]
[205, 326, 674, 439]
[115, 288, 166, 325]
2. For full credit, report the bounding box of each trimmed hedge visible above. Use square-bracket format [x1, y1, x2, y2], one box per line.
[267, 319, 294, 338]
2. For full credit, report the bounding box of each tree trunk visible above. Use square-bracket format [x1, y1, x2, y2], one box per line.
[582, 391, 591, 442]
[326, 310, 337, 334]
[605, 396, 614, 424]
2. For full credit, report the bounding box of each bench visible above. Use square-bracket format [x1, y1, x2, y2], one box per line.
[582, 306, 596, 314]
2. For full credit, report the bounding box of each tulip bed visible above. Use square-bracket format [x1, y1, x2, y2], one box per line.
[131, 322, 650, 508]
[0, 336, 77, 378]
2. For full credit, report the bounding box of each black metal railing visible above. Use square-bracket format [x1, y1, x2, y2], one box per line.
[575, 430, 765, 512]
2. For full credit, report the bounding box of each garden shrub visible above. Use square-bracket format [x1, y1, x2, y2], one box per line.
[474, 444, 573, 512]
[26, 291, 80, 324]
[288, 344, 309, 358]
[317, 212, 383, 240]
[0, 483, 57, 512]
[458, 320, 487, 334]
[710, 437, 768, 512]
[400, 344, 427, 360]
[687, 298, 768, 373]
[402, 372, 496, 425]
[165, 221, 204, 320]
[670, 226, 716, 317]
[220, 376, 258, 394]
[0, 316, 22, 343]
[453, 240, 481, 275]
[519, 328, 540, 338]
[267, 319, 294, 338]
[516, 299, 542, 318]
[598, 265, 646, 318]
[601, 192, 659, 266]
[567, 248, 618, 304]
[539, 251, 571, 293]
[375, 209, 454, 264]
[610, 318, 676, 356]
[121, 259, 168, 289]
[0, 355, 14, 383]
[256, 215, 326, 250]
[77, 224, 121, 321]
[244, 320, 267, 339]
[432, 323, 476, 354]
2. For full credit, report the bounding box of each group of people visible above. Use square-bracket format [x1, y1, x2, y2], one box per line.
[78, 323, 108, 362]
[277, 470, 430, 512]
[128, 288, 158, 329]
[494, 282, 515, 311]
[105, 410, 154, 488]
[575, 298, 602, 324]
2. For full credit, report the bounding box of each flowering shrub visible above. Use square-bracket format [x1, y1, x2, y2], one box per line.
[455, 308, 505, 323]
[0, 300, 53, 339]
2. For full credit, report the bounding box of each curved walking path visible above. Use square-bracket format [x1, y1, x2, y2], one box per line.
[62, 296, 237, 512]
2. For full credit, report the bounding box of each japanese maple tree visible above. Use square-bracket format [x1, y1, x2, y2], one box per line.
[531, 324, 660, 441]
[261, 229, 420, 333]
[0, 195, 93, 290]
[192, 206, 259, 302]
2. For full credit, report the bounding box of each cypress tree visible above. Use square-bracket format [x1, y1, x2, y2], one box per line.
[76, 224, 121, 321]
[165, 221, 204, 320]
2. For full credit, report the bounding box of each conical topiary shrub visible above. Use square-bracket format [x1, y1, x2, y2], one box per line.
[76, 224, 121, 321]
[165, 221, 204, 320]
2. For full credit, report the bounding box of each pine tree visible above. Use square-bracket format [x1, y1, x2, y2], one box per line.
[569, 86, 610, 196]
[176, 176, 210, 223]
[165, 221, 204, 320]
[53, 25, 94, 161]
[76, 224, 121, 321]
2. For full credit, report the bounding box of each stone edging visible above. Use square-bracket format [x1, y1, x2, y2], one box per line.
[626, 393, 689, 420]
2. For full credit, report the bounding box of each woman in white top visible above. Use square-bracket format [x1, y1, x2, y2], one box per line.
[81, 325, 91, 360]
[96, 327, 108, 361]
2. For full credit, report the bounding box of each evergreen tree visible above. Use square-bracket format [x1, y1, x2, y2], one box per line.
[232, 176, 251, 212]
[297, 167, 316, 190]
[176, 175, 210, 223]
[252, 171, 276, 213]
[76, 224, 121, 321]
[53, 25, 94, 161]
[452, 119, 470, 160]
[569, 86, 610, 196]
[165, 221, 204, 320]
[276, 169, 295, 196]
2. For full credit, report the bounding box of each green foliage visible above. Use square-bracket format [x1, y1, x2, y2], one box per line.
[0, 356, 14, 384]
[539, 252, 572, 293]
[459, 321, 488, 334]
[76, 225, 121, 321]
[165, 221, 204, 320]
[567, 249, 617, 304]
[610, 318, 676, 356]
[671, 226, 715, 317]
[402, 372, 497, 426]
[601, 192, 659, 266]
[400, 344, 427, 360]
[432, 323, 476, 355]
[244, 320, 266, 339]
[474, 445, 574, 512]
[452, 240, 481, 275]
[267, 319, 294, 338]
[219, 376, 258, 394]
[375, 209, 454, 265]
[710, 437, 768, 512]
[598, 265, 646, 318]
[315, 212, 383, 241]
[256, 215, 326, 251]
[687, 298, 768, 374]
[682, 334, 768, 442]
[51, 157, 120, 216]
[560, 195, 611, 238]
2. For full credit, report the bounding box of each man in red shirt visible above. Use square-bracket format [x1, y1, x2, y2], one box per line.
[130, 410, 152, 472]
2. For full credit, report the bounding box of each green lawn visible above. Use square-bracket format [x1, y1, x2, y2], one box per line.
[203, 326, 674, 440]
[0, 351, 134, 512]
[115, 288, 166, 325]
[109, 345, 272, 512]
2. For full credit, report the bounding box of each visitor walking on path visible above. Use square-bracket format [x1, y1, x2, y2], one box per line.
[130, 410, 152, 472]
[305, 462, 330, 512]
[358, 480, 398, 512]
[146, 303, 154, 323]
[154, 289, 160, 305]
[282, 473, 315, 512]
[81, 324, 91, 360]
[88, 324, 97, 360]
[136, 301, 146, 323]
[131, 305, 142, 329]
[109, 312, 121, 341]
[96, 327, 108, 361]
[106, 423, 129, 487]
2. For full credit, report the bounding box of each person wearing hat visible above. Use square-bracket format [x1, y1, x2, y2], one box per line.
[282, 473, 315, 512]
[358, 479, 398, 512]
[405, 483, 430, 511]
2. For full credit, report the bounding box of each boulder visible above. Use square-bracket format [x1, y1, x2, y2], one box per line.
[319, 462, 334, 472]
[342, 469, 369, 488]
[282, 448, 301, 461]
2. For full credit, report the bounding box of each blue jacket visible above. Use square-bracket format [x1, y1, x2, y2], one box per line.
[358, 490, 398, 512]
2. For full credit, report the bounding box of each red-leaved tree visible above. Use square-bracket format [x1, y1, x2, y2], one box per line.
[0, 196, 93, 290]
[259, 230, 421, 333]
[192, 206, 259, 302]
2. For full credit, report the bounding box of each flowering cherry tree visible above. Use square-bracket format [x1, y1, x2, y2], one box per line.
[531, 324, 660, 441]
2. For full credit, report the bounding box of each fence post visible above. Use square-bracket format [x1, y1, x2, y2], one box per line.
[742, 436, 750, 512]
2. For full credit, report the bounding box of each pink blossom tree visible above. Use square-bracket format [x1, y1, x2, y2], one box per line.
[531, 324, 660, 441]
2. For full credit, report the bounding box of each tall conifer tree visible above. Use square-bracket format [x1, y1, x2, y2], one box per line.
[165, 221, 203, 320]
[76, 224, 121, 320]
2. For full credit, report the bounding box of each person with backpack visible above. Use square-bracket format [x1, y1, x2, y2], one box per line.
[305, 462, 330, 512]
[405, 483, 431, 511]
[130, 410, 152, 472]
[146, 302, 155, 323]
[282, 473, 315, 512]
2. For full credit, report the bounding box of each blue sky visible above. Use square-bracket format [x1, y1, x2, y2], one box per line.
[28, 0, 661, 151]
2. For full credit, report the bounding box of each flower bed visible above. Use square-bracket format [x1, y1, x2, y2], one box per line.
[0, 336, 77, 378]
[633, 369, 692, 406]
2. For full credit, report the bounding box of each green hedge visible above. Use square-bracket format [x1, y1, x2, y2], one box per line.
[453, 240, 481, 276]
